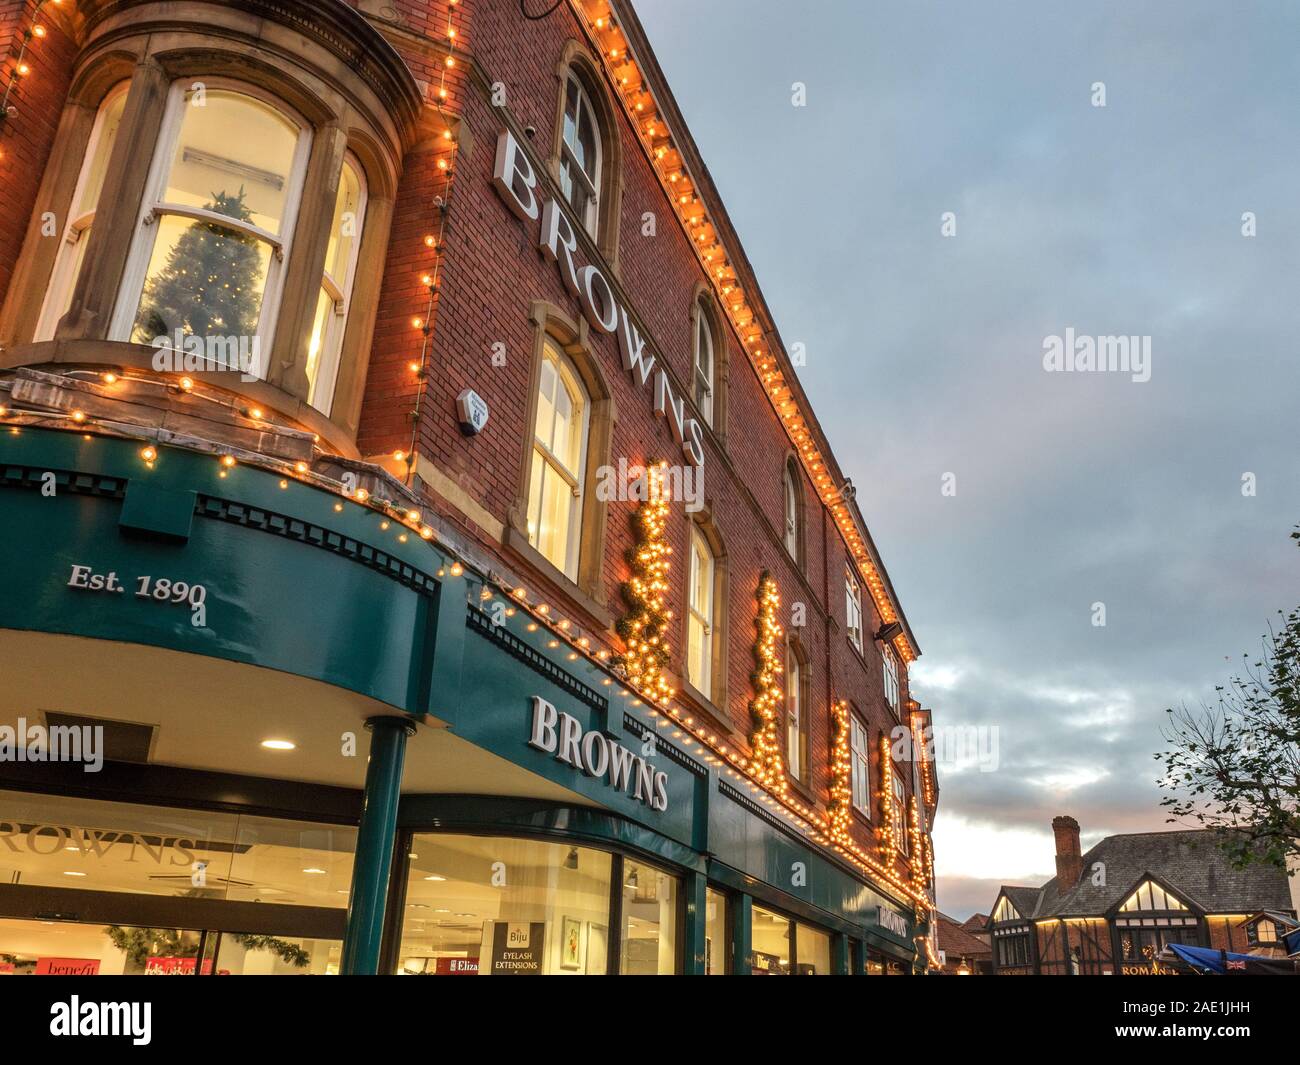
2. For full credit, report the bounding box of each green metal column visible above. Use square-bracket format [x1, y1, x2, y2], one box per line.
[731, 893, 753, 975]
[831, 932, 851, 975]
[341, 715, 416, 975]
[683, 870, 708, 974]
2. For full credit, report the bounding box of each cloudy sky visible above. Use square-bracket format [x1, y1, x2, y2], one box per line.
[637, 0, 1300, 918]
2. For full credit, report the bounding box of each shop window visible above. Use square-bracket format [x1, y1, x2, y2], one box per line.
[527, 339, 590, 579]
[305, 155, 367, 415]
[850, 710, 871, 814]
[845, 568, 864, 652]
[785, 636, 809, 784]
[686, 524, 715, 697]
[35, 84, 130, 340]
[752, 906, 791, 975]
[693, 299, 716, 425]
[783, 458, 803, 565]
[619, 859, 679, 975]
[705, 887, 728, 975]
[558, 72, 602, 236]
[399, 834, 612, 976]
[995, 931, 1032, 968]
[797, 923, 832, 975]
[882, 643, 901, 715]
[113, 83, 312, 363]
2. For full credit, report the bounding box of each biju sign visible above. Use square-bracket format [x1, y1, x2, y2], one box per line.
[527, 696, 669, 812]
[493, 129, 706, 471]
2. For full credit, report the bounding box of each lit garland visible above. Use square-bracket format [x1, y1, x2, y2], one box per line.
[0, 0, 58, 140]
[615, 461, 674, 703]
[400, 0, 461, 483]
[908, 794, 927, 892]
[748, 572, 786, 792]
[826, 699, 853, 844]
[877, 733, 897, 861]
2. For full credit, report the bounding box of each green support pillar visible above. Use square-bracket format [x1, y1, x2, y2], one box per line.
[341, 715, 416, 975]
[731, 893, 753, 975]
[831, 932, 851, 975]
[683, 871, 708, 974]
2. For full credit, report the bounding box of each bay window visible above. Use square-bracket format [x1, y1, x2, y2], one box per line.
[527, 340, 590, 578]
[113, 83, 312, 366]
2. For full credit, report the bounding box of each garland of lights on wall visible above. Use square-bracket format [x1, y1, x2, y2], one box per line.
[0, 0, 58, 138]
[0, 0, 938, 932]
[568, 0, 916, 668]
[615, 462, 674, 702]
[877, 733, 897, 861]
[748, 572, 786, 793]
[826, 699, 853, 844]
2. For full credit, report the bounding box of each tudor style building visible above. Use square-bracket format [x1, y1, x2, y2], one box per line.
[986, 816, 1296, 976]
[0, 0, 937, 976]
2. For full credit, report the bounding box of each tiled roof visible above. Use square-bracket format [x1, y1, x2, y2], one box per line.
[937, 912, 991, 959]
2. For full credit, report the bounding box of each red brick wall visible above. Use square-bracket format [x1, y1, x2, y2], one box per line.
[0, 0, 76, 307]
[361, 0, 917, 876]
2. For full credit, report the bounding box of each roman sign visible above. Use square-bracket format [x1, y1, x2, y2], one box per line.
[492, 129, 706, 470]
[527, 696, 668, 812]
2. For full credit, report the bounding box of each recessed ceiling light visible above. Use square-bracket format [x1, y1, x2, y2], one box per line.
[303, 867, 326, 875]
[455, 912, 475, 918]
[62, 871, 87, 877]
[434, 908, 451, 913]
[424, 874, 446, 881]
[261, 739, 296, 750]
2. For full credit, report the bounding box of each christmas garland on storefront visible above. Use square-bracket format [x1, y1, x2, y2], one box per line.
[615, 463, 674, 702]
[748, 572, 786, 791]
[826, 699, 853, 843]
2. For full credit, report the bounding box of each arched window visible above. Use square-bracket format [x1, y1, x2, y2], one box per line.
[558, 72, 602, 236]
[786, 637, 809, 783]
[686, 525, 715, 696]
[35, 84, 130, 340]
[528, 339, 590, 579]
[693, 300, 715, 426]
[306, 155, 367, 415]
[113, 83, 313, 364]
[783, 459, 803, 564]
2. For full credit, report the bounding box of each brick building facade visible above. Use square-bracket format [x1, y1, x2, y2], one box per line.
[0, 0, 935, 975]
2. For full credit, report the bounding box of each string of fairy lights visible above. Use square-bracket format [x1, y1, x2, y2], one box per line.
[399, 0, 461, 485]
[0, 0, 59, 140]
[568, 0, 917, 666]
[0, 0, 937, 923]
[615, 461, 675, 704]
[826, 699, 853, 844]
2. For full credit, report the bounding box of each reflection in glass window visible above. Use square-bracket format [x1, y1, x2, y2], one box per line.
[846, 568, 864, 652]
[751, 906, 790, 975]
[558, 73, 602, 234]
[120, 85, 311, 365]
[36, 85, 129, 339]
[398, 834, 612, 975]
[705, 887, 727, 975]
[527, 341, 589, 578]
[305, 157, 366, 415]
[686, 526, 714, 696]
[619, 860, 678, 974]
[850, 712, 871, 814]
[796, 922, 832, 975]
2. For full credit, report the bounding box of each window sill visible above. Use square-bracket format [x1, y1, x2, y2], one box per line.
[503, 525, 613, 631]
[678, 680, 735, 740]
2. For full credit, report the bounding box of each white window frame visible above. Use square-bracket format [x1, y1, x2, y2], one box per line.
[109, 79, 313, 361]
[693, 303, 714, 426]
[528, 341, 591, 580]
[36, 83, 131, 341]
[686, 525, 714, 697]
[786, 639, 804, 782]
[850, 713, 871, 814]
[891, 771, 908, 855]
[783, 462, 800, 559]
[882, 643, 901, 715]
[308, 153, 368, 416]
[845, 568, 863, 652]
[559, 72, 602, 236]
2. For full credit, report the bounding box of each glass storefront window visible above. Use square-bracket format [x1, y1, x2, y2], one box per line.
[796, 922, 831, 975]
[704, 887, 727, 975]
[398, 834, 612, 975]
[619, 860, 678, 975]
[752, 907, 791, 975]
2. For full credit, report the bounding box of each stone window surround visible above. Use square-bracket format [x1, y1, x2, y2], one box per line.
[0, 0, 424, 458]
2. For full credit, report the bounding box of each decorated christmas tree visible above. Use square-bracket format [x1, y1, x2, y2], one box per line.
[133, 186, 264, 342]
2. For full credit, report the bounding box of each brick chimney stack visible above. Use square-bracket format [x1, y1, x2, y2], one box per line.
[1052, 815, 1083, 888]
